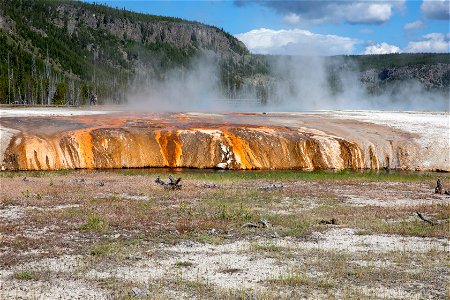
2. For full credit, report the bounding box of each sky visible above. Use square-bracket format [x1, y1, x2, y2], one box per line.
[84, 0, 450, 56]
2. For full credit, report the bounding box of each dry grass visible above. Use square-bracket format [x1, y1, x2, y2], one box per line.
[0, 170, 449, 299]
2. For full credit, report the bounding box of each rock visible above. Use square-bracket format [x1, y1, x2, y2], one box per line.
[130, 287, 149, 298]
[260, 183, 284, 190]
[258, 219, 271, 228]
[131, 287, 141, 297]
[201, 183, 219, 189]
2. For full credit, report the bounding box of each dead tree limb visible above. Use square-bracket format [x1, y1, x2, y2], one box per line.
[155, 175, 182, 190]
[435, 179, 443, 194]
[242, 219, 272, 229]
[241, 222, 259, 228]
[416, 212, 450, 226]
[416, 212, 437, 225]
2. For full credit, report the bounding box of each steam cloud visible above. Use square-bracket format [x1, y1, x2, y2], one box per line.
[125, 51, 449, 112]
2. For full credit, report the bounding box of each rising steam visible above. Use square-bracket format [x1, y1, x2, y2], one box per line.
[125, 51, 449, 112]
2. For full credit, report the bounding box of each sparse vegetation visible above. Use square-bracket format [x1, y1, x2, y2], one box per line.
[13, 270, 36, 280]
[1, 170, 448, 298]
[79, 213, 108, 231]
[175, 260, 194, 268]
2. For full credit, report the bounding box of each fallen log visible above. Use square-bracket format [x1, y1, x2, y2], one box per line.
[155, 175, 182, 190]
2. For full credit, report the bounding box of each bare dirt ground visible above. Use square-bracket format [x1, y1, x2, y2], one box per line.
[0, 170, 449, 299]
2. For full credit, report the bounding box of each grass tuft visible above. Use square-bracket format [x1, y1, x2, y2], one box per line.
[13, 270, 36, 281]
[80, 213, 108, 231]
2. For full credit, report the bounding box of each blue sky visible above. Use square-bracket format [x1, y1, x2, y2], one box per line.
[84, 1, 450, 55]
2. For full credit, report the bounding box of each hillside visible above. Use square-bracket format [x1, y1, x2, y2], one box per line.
[0, 0, 448, 107]
[0, 0, 264, 105]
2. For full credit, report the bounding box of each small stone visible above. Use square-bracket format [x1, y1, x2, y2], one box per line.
[131, 287, 141, 297]
[259, 219, 271, 228]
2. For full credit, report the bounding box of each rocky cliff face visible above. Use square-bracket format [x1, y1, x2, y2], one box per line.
[360, 63, 450, 92]
[50, 3, 248, 62]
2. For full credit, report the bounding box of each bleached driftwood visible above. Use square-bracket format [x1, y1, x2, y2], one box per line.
[155, 175, 182, 190]
[416, 212, 449, 226]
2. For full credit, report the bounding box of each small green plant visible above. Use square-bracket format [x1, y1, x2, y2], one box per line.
[269, 271, 310, 287]
[179, 199, 187, 213]
[242, 207, 252, 222]
[175, 260, 194, 267]
[13, 270, 35, 280]
[219, 204, 228, 220]
[36, 192, 42, 200]
[80, 213, 108, 231]
[354, 230, 371, 236]
[90, 241, 122, 257]
[196, 234, 223, 245]
[22, 189, 30, 198]
[110, 191, 121, 201]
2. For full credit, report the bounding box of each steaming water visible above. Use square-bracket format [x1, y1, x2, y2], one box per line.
[126, 54, 449, 112]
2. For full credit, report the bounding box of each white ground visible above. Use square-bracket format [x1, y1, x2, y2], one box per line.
[0, 228, 447, 300]
[0, 107, 116, 117]
[329, 110, 450, 170]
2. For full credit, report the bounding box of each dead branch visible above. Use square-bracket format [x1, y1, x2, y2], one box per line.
[155, 175, 182, 190]
[416, 212, 437, 225]
[242, 219, 272, 229]
[320, 218, 338, 225]
[435, 179, 443, 194]
[241, 222, 259, 228]
[416, 212, 450, 226]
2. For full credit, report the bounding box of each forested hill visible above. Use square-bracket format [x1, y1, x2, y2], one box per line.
[0, 0, 448, 107]
[0, 0, 263, 105]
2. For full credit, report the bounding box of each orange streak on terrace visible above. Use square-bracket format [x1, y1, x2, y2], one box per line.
[156, 130, 183, 167]
[221, 130, 254, 169]
[74, 129, 95, 169]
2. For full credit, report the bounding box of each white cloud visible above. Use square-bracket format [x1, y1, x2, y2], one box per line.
[235, 28, 359, 56]
[343, 3, 393, 24]
[404, 20, 424, 30]
[404, 33, 450, 53]
[421, 0, 450, 20]
[283, 13, 301, 25]
[239, 1, 405, 25]
[363, 43, 401, 54]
